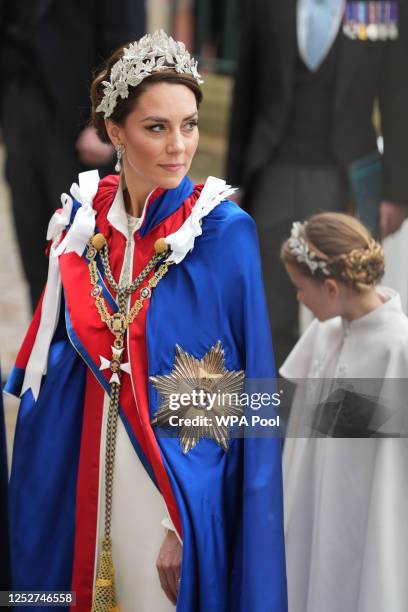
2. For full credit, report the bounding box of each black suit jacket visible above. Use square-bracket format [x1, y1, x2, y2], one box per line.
[226, 0, 408, 204]
[0, 0, 146, 138]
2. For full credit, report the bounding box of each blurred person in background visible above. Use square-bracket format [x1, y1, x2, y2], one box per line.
[0, 0, 145, 310]
[226, 0, 408, 368]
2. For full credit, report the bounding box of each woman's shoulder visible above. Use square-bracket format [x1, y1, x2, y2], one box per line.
[67, 173, 119, 237]
[192, 176, 253, 225]
[209, 197, 254, 226]
[205, 201, 260, 264]
[92, 174, 120, 215]
[186, 177, 257, 251]
[202, 197, 257, 248]
[56, 172, 118, 224]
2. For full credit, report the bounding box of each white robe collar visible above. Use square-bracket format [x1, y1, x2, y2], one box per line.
[341, 287, 403, 334]
[280, 287, 406, 381]
[107, 175, 154, 238]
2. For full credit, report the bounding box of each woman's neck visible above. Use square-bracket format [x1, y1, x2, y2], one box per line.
[122, 169, 155, 218]
[341, 288, 384, 321]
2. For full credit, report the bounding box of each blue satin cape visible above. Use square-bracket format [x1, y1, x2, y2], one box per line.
[6, 177, 287, 611]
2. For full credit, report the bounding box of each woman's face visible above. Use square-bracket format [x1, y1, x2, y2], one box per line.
[110, 82, 199, 191]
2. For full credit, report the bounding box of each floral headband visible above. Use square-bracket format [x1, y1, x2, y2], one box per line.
[96, 30, 204, 118]
[287, 222, 330, 276]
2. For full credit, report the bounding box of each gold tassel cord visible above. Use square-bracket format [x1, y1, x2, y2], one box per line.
[87, 236, 172, 611]
[92, 382, 120, 612]
[92, 538, 118, 612]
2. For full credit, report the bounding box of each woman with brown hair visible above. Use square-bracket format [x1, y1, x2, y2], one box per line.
[280, 212, 408, 612]
[5, 31, 287, 612]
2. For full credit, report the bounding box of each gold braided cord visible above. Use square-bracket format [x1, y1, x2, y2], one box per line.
[92, 381, 120, 612]
[87, 239, 172, 612]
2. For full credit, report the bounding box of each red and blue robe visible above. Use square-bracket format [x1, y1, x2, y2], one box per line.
[6, 174, 287, 611]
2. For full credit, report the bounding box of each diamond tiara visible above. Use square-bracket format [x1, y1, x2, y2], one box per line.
[287, 222, 331, 276]
[96, 30, 204, 118]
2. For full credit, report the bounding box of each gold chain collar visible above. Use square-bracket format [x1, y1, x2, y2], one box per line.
[87, 232, 171, 611]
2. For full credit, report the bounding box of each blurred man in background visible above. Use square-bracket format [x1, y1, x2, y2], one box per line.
[0, 0, 145, 310]
[227, 0, 408, 368]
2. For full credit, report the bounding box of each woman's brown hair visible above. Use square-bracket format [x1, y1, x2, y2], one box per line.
[281, 212, 385, 292]
[90, 45, 203, 144]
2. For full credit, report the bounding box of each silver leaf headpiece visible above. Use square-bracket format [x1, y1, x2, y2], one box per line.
[96, 29, 204, 118]
[288, 222, 331, 276]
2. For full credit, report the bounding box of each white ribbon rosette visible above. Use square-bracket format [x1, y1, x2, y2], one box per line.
[53, 170, 100, 257]
[21, 170, 100, 399]
[46, 192, 73, 242]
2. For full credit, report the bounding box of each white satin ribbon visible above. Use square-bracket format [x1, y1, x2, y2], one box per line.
[54, 170, 100, 257]
[21, 240, 62, 400]
[165, 176, 237, 265]
[46, 193, 73, 241]
[21, 170, 100, 399]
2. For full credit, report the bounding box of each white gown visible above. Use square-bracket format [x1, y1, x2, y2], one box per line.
[281, 287, 408, 612]
[93, 187, 176, 612]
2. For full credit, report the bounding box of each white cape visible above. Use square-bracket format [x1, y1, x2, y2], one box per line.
[281, 287, 408, 612]
[382, 219, 408, 314]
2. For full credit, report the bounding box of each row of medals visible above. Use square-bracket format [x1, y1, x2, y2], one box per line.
[343, 1, 399, 41]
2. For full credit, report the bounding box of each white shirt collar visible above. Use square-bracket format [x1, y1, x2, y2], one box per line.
[107, 174, 154, 238]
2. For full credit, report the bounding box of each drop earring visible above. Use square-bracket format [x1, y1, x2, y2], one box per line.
[115, 144, 125, 172]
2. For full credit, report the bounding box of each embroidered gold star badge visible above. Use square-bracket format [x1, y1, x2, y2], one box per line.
[150, 341, 245, 453]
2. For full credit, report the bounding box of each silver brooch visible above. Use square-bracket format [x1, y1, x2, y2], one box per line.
[288, 222, 330, 276]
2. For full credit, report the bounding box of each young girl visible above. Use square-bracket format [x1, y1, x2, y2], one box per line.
[280, 212, 408, 612]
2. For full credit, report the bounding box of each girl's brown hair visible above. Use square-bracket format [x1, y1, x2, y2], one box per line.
[281, 212, 385, 292]
[90, 45, 203, 144]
